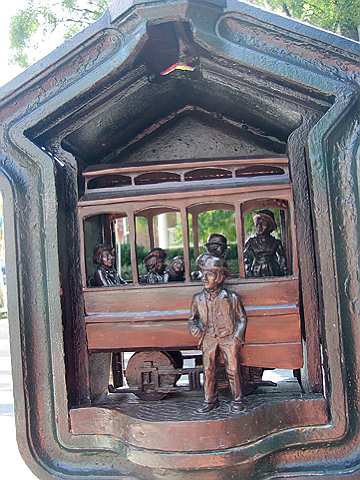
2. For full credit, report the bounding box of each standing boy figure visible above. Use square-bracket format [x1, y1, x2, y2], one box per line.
[189, 255, 247, 413]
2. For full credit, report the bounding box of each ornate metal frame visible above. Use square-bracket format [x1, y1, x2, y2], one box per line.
[1, 0, 360, 478]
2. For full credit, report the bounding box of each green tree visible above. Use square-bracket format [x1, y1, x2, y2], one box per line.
[250, 0, 360, 41]
[10, 0, 109, 67]
[9, 0, 359, 69]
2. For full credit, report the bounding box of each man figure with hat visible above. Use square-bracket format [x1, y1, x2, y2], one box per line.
[244, 209, 287, 278]
[189, 255, 247, 413]
[205, 233, 228, 258]
[191, 232, 228, 280]
[140, 247, 167, 284]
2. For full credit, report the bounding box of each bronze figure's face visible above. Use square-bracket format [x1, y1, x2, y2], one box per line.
[253, 209, 277, 236]
[100, 249, 115, 268]
[93, 244, 116, 268]
[206, 233, 228, 257]
[147, 256, 165, 273]
[144, 248, 167, 274]
[254, 215, 271, 235]
[200, 255, 227, 290]
[202, 269, 224, 290]
[171, 256, 184, 274]
[91, 244, 127, 287]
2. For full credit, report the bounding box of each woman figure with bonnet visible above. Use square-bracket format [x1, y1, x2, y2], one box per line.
[244, 209, 287, 278]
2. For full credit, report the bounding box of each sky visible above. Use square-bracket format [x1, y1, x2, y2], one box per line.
[0, 1, 64, 88]
[0, 1, 26, 86]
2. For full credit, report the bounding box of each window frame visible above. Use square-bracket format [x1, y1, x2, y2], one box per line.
[79, 184, 297, 290]
[241, 198, 297, 278]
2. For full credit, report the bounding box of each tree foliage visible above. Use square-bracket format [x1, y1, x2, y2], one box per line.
[10, 0, 109, 67]
[250, 0, 360, 41]
[9, 0, 359, 68]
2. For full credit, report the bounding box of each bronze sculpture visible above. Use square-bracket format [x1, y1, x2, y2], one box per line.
[140, 247, 167, 284]
[205, 233, 228, 258]
[244, 209, 287, 277]
[164, 256, 185, 282]
[92, 244, 127, 287]
[192, 233, 228, 280]
[188, 255, 247, 413]
[9, 0, 358, 472]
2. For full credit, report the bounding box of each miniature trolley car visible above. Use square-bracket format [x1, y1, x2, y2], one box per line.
[78, 155, 303, 399]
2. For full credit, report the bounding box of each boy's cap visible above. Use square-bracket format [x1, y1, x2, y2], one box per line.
[199, 254, 227, 271]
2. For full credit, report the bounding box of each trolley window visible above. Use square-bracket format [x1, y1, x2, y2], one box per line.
[83, 213, 132, 287]
[187, 203, 239, 281]
[241, 199, 292, 278]
[135, 207, 185, 284]
[87, 174, 132, 190]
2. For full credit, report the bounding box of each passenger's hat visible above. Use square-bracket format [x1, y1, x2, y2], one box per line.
[253, 209, 277, 232]
[199, 254, 227, 271]
[144, 247, 167, 263]
[206, 233, 227, 247]
[196, 252, 211, 269]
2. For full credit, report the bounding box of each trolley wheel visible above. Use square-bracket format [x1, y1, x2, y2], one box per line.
[125, 351, 177, 401]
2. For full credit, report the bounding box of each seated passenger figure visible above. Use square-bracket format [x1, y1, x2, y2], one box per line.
[92, 244, 127, 287]
[164, 256, 185, 282]
[140, 247, 167, 284]
[244, 209, 287, 278]
[205, 233, 228, 258]
[191, 233, 228, 280]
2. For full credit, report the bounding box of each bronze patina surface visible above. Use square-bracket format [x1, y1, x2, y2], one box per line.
[244, 209, 287, 277]
[189, 255, 247, 413]
[92, 244, 127, 287]
[140, 247, 167, 284]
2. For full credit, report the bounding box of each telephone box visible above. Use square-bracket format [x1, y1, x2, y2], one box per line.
[1, 1, 360, 478]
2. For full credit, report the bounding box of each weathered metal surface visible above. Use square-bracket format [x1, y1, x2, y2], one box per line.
[0, 0, 359, 478]
[70, 387, 327, 457]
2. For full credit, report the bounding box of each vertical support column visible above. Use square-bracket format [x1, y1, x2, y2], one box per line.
[158, 213, 169, 249]
[128, 211, 139, 284]
[56, 161, 91, 406]
[148, 214, 155, 250]
[288, 116, 323, 393]
[78, 212, 87, 288]
[101, 214, 114, 246]
[235, 204, 245, 277]
[192, 211, 200, 259]
[289, 198, 298, 276]
[181, 206, 191, 282]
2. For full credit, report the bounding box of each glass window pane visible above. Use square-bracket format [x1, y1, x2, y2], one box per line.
[188, 207, 239, 280]
[243, 206, 290, 278]
[136, 209, 185, 284]
[113, 217, 132, 282]
[84, 213, 131, 287]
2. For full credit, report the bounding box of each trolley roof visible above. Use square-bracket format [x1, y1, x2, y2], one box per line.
[79, 155, 290, 206]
